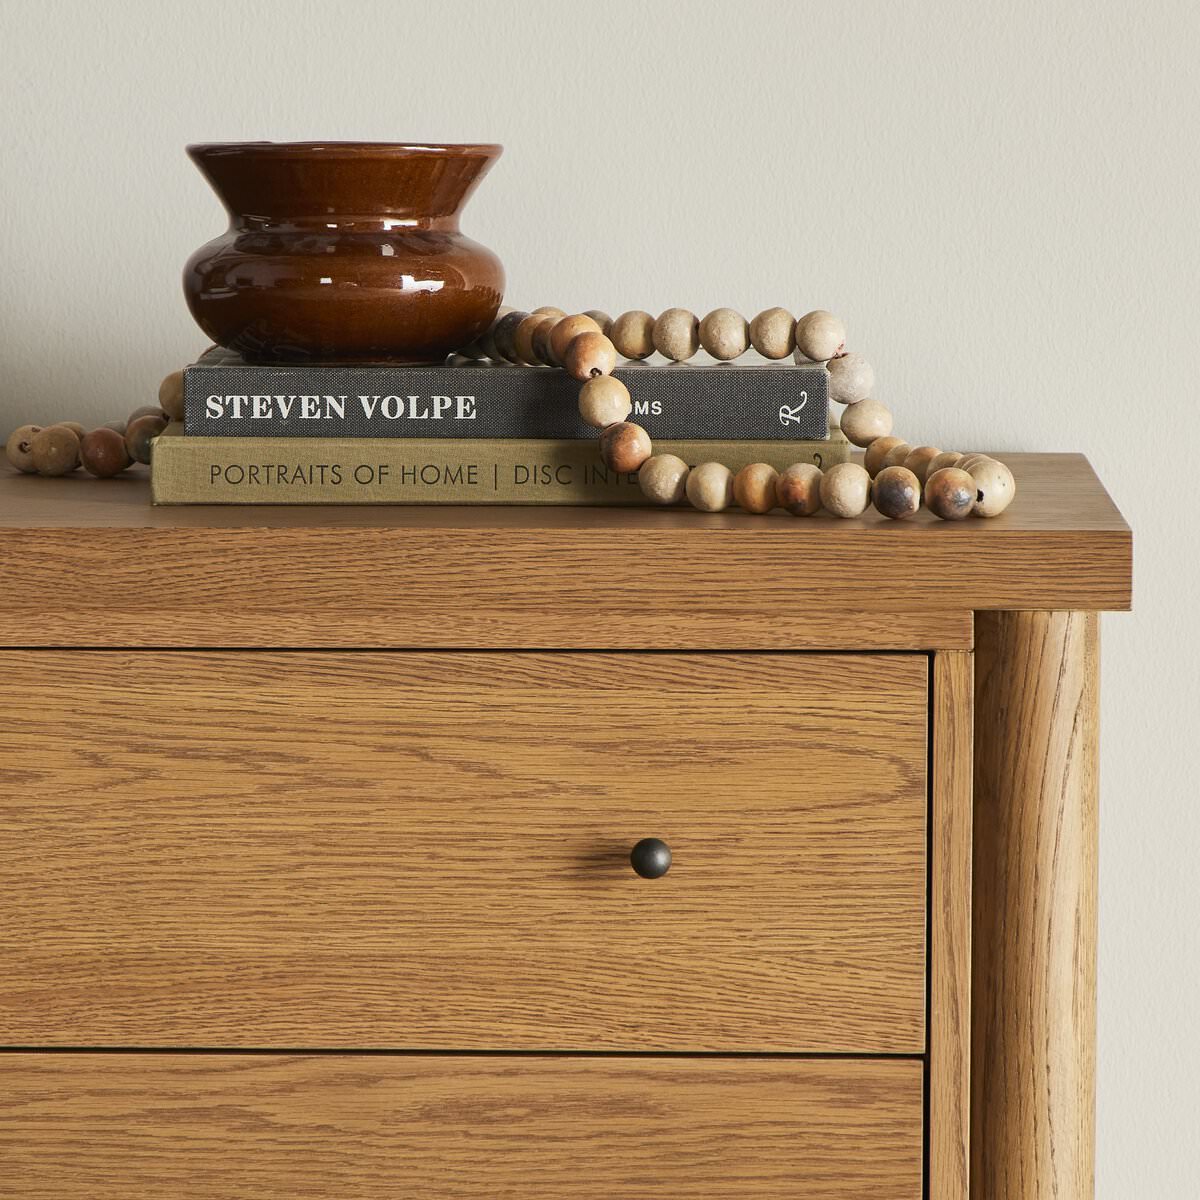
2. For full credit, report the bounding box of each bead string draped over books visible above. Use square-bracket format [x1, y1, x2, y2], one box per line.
[457, 305, 1015, 520]
[3, 303, 1015, 521]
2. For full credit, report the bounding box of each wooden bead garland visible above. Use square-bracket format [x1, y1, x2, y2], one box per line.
[471, 305, 1017, 521]
[4, 305, 1016, 524]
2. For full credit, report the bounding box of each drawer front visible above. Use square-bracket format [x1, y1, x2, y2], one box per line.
[0, 651, 927, 1051]
[0, 1054, 924, 1199]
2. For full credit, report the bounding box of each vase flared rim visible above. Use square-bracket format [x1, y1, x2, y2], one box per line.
[188, 141, 502, 159]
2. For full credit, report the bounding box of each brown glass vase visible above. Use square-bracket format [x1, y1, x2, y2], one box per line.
[183, 142, 505, 364]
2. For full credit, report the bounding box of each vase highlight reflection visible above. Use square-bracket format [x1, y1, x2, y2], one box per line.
[183, 142, 505, 364]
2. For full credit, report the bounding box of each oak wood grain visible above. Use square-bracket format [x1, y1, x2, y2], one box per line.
[972, 611, 1098, 1199]
[0, 1054, 924, 1199]
[930, 651, 973, 1200]
[0, 651, 927, 1052]
[0, 453, 1129, 651]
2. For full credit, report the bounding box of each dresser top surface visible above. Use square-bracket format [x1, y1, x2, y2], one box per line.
[0, 453, 1131, 647]
[0, 452, 1127, 536]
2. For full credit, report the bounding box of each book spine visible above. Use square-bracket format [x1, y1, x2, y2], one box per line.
[151, 435, 849, 505]
[183, 361, 830, 441]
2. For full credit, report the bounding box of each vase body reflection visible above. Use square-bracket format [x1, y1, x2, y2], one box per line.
[183, 142, 505, 364]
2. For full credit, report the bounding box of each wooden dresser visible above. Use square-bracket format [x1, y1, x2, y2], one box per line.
[0, 453, 1130, 1200]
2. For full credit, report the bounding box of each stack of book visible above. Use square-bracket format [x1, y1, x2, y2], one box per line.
[150, 348, 848, 505]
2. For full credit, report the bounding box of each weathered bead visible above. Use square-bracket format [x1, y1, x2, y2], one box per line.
[956, 453, 994, 475]
[583, 310, 613, 336]
[58, 421, 88, 442]
[5, 424, 43, 473]
[531, 316, 560, 366]
[924, 467, 976, 520]
[638, 453, 690, 505]
[749, 308, 796, 359]
[902, 445, 942, 484]
[927, 451, 964, 476]
[31, 425, 81, 476]
[79, 427, 132, 478]
[158, 369, 185, 421]
[491, 310, 530, 363]
[732, 462, 779, 513]
[599, 421, 653, 473]
[826, 352, 875, 405]
[868, 436, 902, 477]
[970, 458, 1016, 517]
[104, 420, 127, 435]
[514, 313, 553, 365]
[840, 398, 893, 447]
[819, 461, 872, 517]
[864, 436, 906, 477]
[882, 441, 914, 470]
[685, 461, 734, 512]
[532, 305, 566, 319]
[699, 308, 750, 361]
[128, 405, 166, 423]
[550, 314, 603, 364]
[125, 414, 167, 465]
[578, 376, 632, 428]
[478, 306, 514, 361]
[776, 462, 823, 515]
[873, 465, 922, 519]
[563, 331, 617, 381]
[610, 310, 656, 360]
[794, 310, 846, 362]
[653, 308, 700, 361]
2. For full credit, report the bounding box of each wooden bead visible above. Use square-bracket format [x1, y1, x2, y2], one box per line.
[531, 316, 560, 366]
[699, 308, 749, 361]
[685, 461, 734, 512]
[749, 308, 796, 359]
[599, 421, 652, 473]
[5, 424, 43, 474]
[491, 310, 530, 363]
[578, 376, 632, 428]
[583, 310, 613, 335]
[882, 441, 913, 470]
[924, 467, 976, 520]
[957, 453, 994, 474]
[79, 427, 132, 478]
[532, 306, 566, 318]
[819, 462, 872, 518]
[927, 451, 964, 476]
[563, 332, 617, 381]
[514, 314, 553, 365]
[30, 425, 81, 476]
[902, 445, 942, 484]
[58, 421, 88, 441]
[478, 306, 514, 361]
[104, 420, 127, 435]
[794, 310, 846, 362]
[549, 314, 603, 364]
[732, 462, 779, 513]
[970, 458, 1016, 517]
[864, 436, 907, 477]
[159, 370, 185, 421]
[125, 414, 167, 465]
[609, 311, 656, 360]
[873, 465, 922, 520]
[653, 308, 700, 361]
[776, 462, 823, 515]
[638, 453, 690, 505]
[840, 398, 893, 447]
[826, 352, 875, 405]
[128, 405, 166, 424]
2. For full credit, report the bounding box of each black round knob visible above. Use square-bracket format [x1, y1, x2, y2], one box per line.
[630, 837, 672, 879]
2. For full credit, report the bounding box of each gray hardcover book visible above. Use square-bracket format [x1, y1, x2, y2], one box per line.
[184, 348, 829, 439]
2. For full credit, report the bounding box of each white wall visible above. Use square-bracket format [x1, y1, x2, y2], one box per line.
[2, 1, 1196, 1192]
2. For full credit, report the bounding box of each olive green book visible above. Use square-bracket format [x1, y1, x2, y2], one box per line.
[150, 427, 848, 505]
